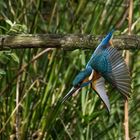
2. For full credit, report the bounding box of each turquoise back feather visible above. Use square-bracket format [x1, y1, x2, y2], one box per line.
[86, 30, 114, 68]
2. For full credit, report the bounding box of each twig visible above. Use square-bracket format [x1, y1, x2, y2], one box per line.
[124, 0, 133, 140]
[115, 8, 129, 29]
[124, 96, 129, 140]
[128, 0, 133, 35]
[15, 76, 20, 139]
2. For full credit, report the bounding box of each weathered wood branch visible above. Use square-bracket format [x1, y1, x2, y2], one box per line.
[0, 34, 140, 50]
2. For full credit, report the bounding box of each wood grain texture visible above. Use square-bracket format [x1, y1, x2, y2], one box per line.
[0, 34, 140, 50]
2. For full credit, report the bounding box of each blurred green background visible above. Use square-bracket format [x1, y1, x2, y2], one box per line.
[0, 0, 140, 139]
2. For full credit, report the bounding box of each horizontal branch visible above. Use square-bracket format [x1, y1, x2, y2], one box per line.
[0, 34, 140, 50]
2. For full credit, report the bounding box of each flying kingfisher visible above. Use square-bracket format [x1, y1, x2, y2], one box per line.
[62, 30, 131, 112]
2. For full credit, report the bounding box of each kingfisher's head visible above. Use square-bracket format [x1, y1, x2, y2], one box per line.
[62, 66, 94, 103]
[72, 66, 93, 87]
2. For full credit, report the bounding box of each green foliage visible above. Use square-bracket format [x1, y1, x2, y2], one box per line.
[0, 0, 140, 139]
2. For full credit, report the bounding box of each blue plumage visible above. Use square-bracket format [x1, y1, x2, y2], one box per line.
[86, 29, 114, 67]
[62, 30, 131, 112]
[72, 66, 92, 87]
[87, 50, 112, 75]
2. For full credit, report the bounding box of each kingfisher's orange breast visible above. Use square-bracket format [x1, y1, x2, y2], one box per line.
[93, 71, 101, 81]
[91, 71, 101, 90]
[82, 70, 101, 85]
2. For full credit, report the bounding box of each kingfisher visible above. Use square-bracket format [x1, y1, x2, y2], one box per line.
[62, 30, 131, 112]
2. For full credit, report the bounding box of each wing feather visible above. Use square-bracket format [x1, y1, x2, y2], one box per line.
[104, 47, 131, 97]
[91, 76, 110, 112]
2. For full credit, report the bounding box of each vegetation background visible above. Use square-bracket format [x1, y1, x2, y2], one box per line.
[0, 0, 140, 139]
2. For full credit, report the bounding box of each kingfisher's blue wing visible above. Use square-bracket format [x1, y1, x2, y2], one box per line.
[103, 47, 131, 97]
[89, 46, 131, 98]
[87, 29, 131, 98]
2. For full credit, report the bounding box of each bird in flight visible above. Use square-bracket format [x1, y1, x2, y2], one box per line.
[62, 30, 131, 112]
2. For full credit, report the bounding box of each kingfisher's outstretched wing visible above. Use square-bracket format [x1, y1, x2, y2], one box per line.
[103, 47, 131, 98]
[89, 46, 131, 98]
[91, 76, 110, 112]
[87, 30, 131, 98]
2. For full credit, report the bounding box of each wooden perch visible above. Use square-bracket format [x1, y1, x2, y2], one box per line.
[0, 34, 140, 50]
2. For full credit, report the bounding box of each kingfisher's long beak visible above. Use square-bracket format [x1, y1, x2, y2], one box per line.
[61, 87, 80, 103]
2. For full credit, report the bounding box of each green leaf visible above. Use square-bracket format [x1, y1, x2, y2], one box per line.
[5, 19, 14, 26]
[9, 52, 19, 63]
